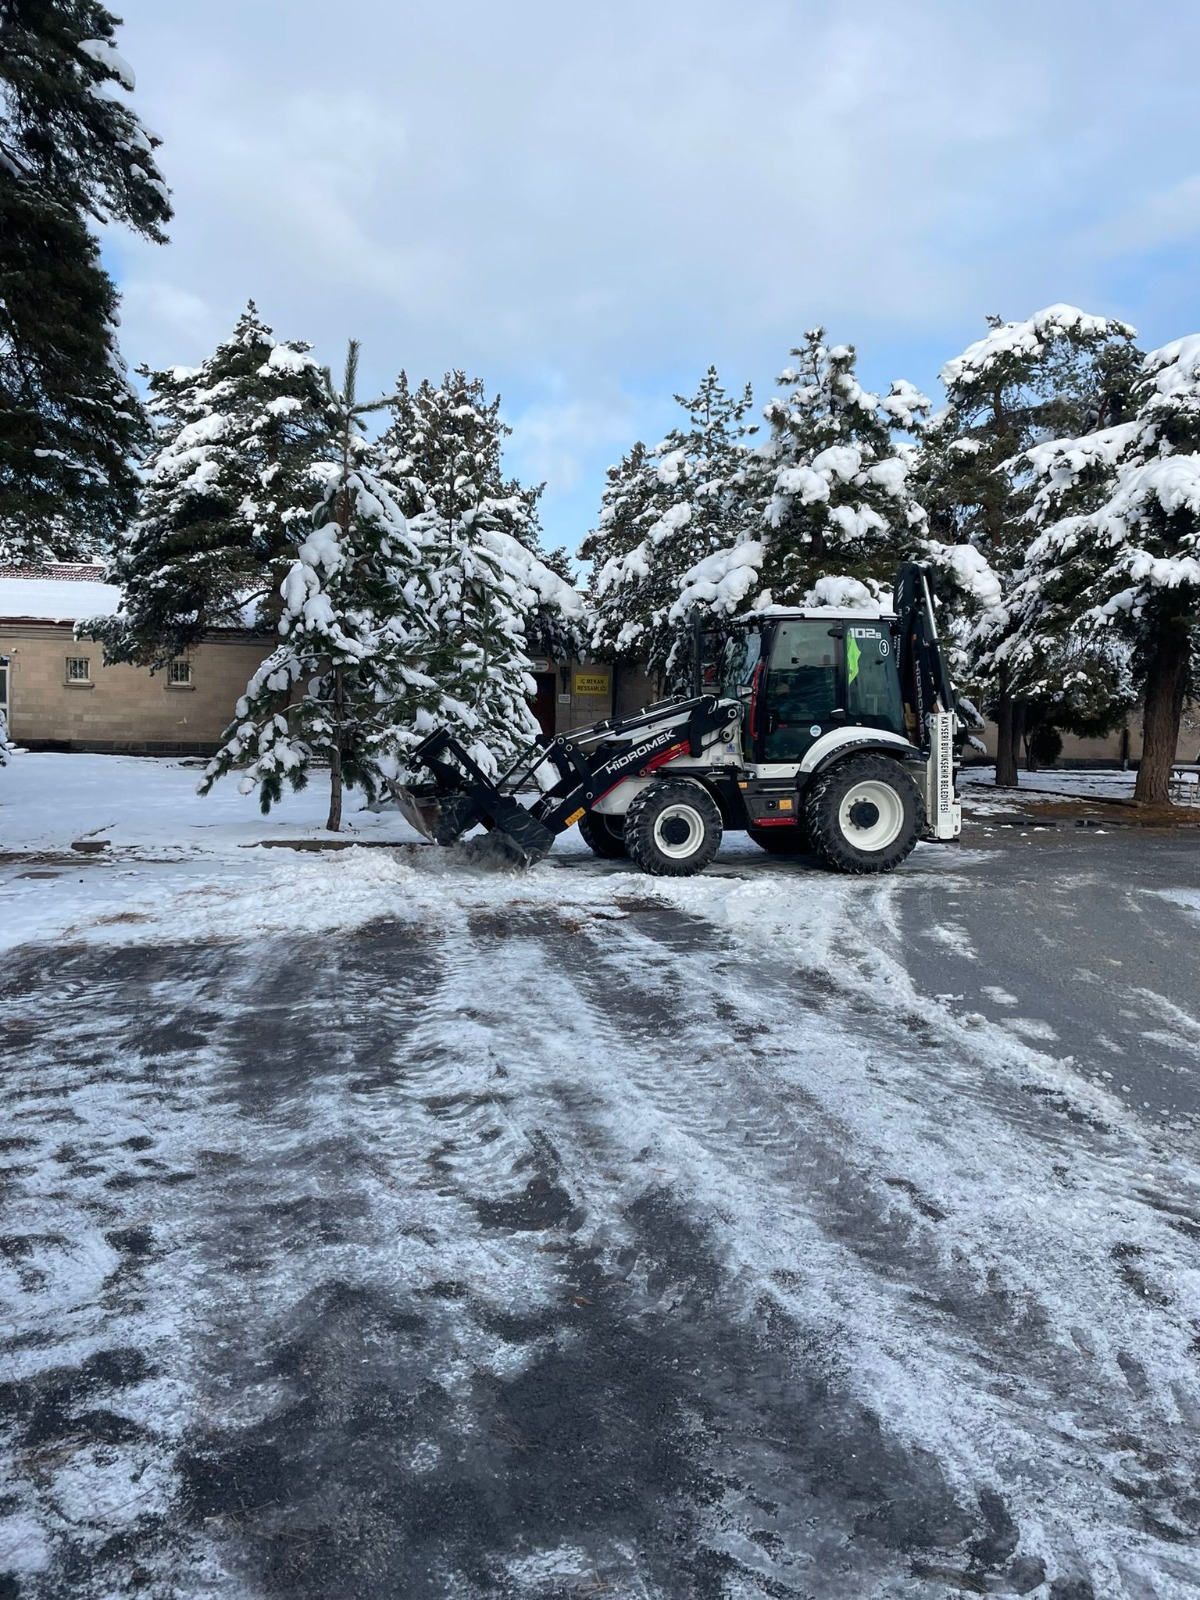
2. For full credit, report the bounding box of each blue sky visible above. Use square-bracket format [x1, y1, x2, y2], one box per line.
[105, 0, 1200, 563]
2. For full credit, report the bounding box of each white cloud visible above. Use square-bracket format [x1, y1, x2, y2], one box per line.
[103, 0, 1200, 550]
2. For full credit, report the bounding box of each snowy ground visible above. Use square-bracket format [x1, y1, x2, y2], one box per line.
[960, 763, 1200, 812]
[3, 755, 1200, 1599]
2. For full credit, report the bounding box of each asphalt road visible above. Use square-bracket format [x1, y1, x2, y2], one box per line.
[2, 825, 1200, 1600]
[899, 828, 1200, 1123]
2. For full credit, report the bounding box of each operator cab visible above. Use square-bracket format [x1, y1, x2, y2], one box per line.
[719, 608, 905, 768]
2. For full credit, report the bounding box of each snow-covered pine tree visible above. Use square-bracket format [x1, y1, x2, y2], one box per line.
[486, 473, 586, 663]
[580, 440, 660, 661]
[675, 333, 928, 626]
[1011, 333, 1200, 805]
[0, 0, 170, 563]
[588, 368, 755, 692]
[380, 370, 581, 771]
[915, 305, 1139, 784]
[82, 304, 332, 669]
[200, 343, 449, 831]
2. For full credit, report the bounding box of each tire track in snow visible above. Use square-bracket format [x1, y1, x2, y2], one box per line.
[4, 872, 1200, 1598]
[490, 895, 1200, 1599]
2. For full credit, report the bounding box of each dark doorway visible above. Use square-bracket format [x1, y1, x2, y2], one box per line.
[532, 672, 557, 736]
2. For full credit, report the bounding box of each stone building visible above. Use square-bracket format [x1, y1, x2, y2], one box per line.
[0, 566, 614, 754]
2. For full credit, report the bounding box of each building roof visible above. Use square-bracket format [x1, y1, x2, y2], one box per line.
[0, 564, 121, 624]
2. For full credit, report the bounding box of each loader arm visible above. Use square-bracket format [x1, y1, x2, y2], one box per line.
[395, 697, 737, 866]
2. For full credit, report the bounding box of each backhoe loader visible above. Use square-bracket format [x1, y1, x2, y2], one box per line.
[395, 563, 962, 877]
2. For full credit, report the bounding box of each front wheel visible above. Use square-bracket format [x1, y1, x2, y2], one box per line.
[624, 780, 723, 877]
[578, 810, 628, 858]
[804, 755, 925, 875]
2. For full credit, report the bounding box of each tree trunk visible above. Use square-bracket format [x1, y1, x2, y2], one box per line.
[1013, 700, 1029, 771]
[1134, 617, 1190, 805]
[994, 679, 1019, 788]
[326, 665, 344, 832]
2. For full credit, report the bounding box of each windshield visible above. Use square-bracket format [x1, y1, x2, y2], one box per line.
[720, 629, 761, 699]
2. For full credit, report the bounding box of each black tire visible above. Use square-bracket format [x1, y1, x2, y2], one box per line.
[804, 754, 925, 875]
[578, 810, 628, 858]
[624, 779, 723, 877]
[747, 821, 810, 856]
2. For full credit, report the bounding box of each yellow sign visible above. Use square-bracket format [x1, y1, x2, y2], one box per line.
[573, 672, 610, 696]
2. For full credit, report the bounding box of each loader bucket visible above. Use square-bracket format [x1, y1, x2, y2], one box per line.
[399, 728, 558, 870]
[392, 783, 442, 844]
[392, 779, 555, 869]
[458, 802, 556, 870]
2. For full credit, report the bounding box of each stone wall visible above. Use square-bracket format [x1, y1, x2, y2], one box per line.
[967, 707, 1200, 768]
[0, 623, 272, 753]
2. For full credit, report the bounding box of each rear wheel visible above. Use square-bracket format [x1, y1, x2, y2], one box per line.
[624, 780, 723, 877]
[804, 755, 924, 874]
[747, 821, 809, 856]
[578, 810, 628, 858]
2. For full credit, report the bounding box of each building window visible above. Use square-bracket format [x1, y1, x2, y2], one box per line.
[168, 658, 192, 686]
[66, 656, 90, 683]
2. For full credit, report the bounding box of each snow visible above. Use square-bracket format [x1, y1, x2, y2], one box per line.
[940, 304, 1136, 389]
[809, 444, 862, 482]
[5, 754, 1200, 1594]
[1108, 455, 1200, 525]
[803, 574, 880, 609]
[1025, 420, 1143, 487]
[672, 541, 765, 618]
[478, 525, 586, 620]
[827, 502, 886, 540]
[1143, 333, 1200, 405]
[773, 464, 829, 503]
[0, 575, 121, 621]
[78, 37, 136, 91]
[879, 378, 931, 429]
[957, 765, 1193, 806]
[927, 539, 1008, 632]
[257, 344, 320, 377]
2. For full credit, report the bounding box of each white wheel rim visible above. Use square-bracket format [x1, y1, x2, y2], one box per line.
[837, 779, 905, 851]
[653, 802, 705, 859]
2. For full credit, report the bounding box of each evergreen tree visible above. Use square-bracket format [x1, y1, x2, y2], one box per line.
[579, 439, 659, 660]
[915, 305, 1139, 785]
[201, 344, 450, 831]
[0, 0, 171, 562]
[381, 370, 581, 771]
[675, 333, 928, 624]
[588, 368, 755, 692]
[82, 305, 331, 668]
[1011, 333, 1200, 805]
[488, 473, 585, 662]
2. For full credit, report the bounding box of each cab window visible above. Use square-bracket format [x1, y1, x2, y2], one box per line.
[721, 628, 761, 699]
[845, 624, 903, 732]
[762, 621, 837, 760]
